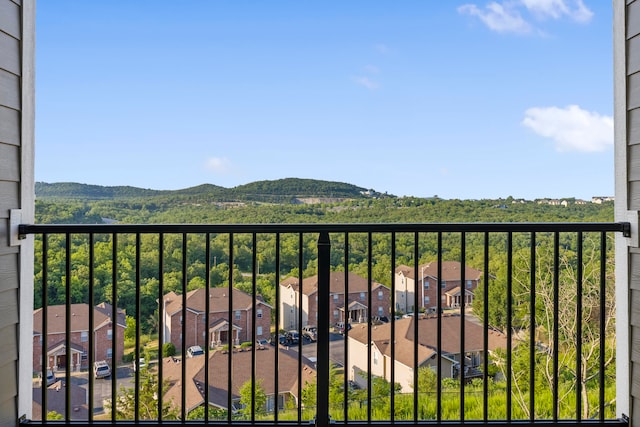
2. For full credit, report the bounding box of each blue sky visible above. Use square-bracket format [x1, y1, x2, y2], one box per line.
[35, 1, 614, 200]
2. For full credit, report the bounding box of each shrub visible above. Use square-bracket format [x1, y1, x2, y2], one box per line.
[162, 342, 176, 357]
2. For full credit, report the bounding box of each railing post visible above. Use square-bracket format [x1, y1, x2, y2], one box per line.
[316, 232, 331, 427]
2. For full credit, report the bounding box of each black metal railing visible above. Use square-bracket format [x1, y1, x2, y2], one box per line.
[19, 222, 631, 426]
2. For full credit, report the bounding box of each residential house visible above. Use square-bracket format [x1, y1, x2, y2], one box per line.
[162, 287, 272, 349]
[394, 261, 483, 313]
[346, 315, 508, 393]
[162, 345, 316, 415]
[279, 272, 391, 330]
[32, 303, 126, 373]
[32, 380, 88, 421]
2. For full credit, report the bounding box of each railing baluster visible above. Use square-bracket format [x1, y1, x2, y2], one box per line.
[316, 232, 330, 427]
[529, 231, 536, 421]
[506, 231, 513, 422]
[460, 231, 466, 422]
[483, 231, 489, 422]
[553, 231, 560, 422]
[576, 231, 584, 421]
[134, 233, 141, 421]
[600, 231, 607, 421]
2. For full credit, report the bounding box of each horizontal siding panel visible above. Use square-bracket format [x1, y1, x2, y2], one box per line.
[0, 359, 16, 424]
[629, 108, 640, 145]
[0, 394, 16, 427]
[0, 289, 18, 330]
[0, 253, 17, 293]
[633, 326, 640, 363]
[0, 32, 19, 76]
[633, 361, 640, 397]
[0, 105, 19, 145]
[631, 251, 640, 290]
[630, 0, 640, 40]
[630, 36, 640, 75]
[628, 180, 640, 210]
[0, 182, 19, 211]
[629, 144, 640, 181]
[0, 0, 20, 39]
[0, 222, 19, 256]
[0, 143, 19, 181]
[0, 326, 16, 364]
[0, 69, 19, 110]
[632, 289, 640, 326]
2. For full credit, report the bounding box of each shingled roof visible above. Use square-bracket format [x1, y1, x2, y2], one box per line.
[280, 272, 389, 296]
[163, 287, 272, 317]
[33, 302, 126, 336]
[395, 261, 483, 281]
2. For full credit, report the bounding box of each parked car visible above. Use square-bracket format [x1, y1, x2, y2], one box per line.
[336, 322, 351, 335]
[133, 358, 146, 372]
[302, 326, 317, 342]
[257, 338, 269, 349]
[284, 330, 300, 345]
[187, 345, 204, 357]
[40, 369, 56, 386]
[93, 360, 111, 379]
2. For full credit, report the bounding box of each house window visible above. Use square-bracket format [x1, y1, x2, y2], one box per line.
[81, 351, 87, 361]
[257, 309, 263, 318]
[466, 280, 473, 289]
[441, 281, 446, 288]
[81, 331, 88, 342]
[378, 290, 383, 300]
[441, 296, 446, 302]
[107, 329, 112, 340]
[106, 348, 112, 358]
[424, 281, 430, 289]
[424, 296, 430, 305]
[378, 306, 383, 316]
[360, 292, 365, 301]
[373, 351, 379, 365]
[235, 310, 241, 320]
[333, 294, 339, 302]
[257, 326, 263, 336]
[333, 310, 339, 319]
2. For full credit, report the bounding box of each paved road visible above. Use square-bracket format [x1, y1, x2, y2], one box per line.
[301, 332, 346, 366]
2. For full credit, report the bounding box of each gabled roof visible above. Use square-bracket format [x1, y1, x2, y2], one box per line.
[395, 261, 483, 282]
[163, 287, 272, 317]
[163, 346, 316, 413]
[348, 315, 507, 364]
[33, 303, 126, 336]
[279, 272, 389, 296]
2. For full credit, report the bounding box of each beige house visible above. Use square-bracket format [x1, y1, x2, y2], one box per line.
[279, 272, 391, 330]
[394, 261, 484, 314]
[346, 315, 508, 393]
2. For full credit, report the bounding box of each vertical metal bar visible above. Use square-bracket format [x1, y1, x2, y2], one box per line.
[65, 233, 71, 421]
[483, 231, 489, 422]
[251, 233, 258, 423]
[366, 232, 372, 422]
[343, 232, 350, 423]
[111, 233, 118, 424]
[390, 232, 396, 423]
[436, 232, 442, 422]
[158, 233, 164, 422]
[576, 231, 583, 421]
[553, 232, 560, 422]
[599, 231, 606, 421]
[204, 232, 211, 422]
[181, 233, 187, 421]
[460, 232, 466, 422]
[529, 232, 536, 421]
[413, 232, 419, 422]
[88, 233, 95, 423]
[41, 234, 48, 420]
[316, 232, 331, 427]
[134, 233, 141, 421]
[506, 231, 513, 422]
[274, 233, 281, 422]
[227, 233, 234, 423]
[298, 232, 304, 423]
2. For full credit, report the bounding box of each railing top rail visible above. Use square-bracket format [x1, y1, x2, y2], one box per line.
[19, 222, 631, 236]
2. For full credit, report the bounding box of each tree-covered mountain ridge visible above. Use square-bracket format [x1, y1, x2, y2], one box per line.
[35, 178, 382, 203]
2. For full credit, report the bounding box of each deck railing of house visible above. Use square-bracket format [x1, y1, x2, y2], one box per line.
[19, 222, 631, 426]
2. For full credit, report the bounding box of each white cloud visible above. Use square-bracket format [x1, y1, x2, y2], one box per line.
[374, 43, 389, 54]
[205, 156, 232, 174]
[522, 105, 613, 152]
[521, 0, 593, 23]
[458, 2, 532, 34]
[458, 0, 593, 34]
[353, 76, 379, 90]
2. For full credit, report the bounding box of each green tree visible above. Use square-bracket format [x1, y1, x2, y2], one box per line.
[239, 378, 267, 418]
